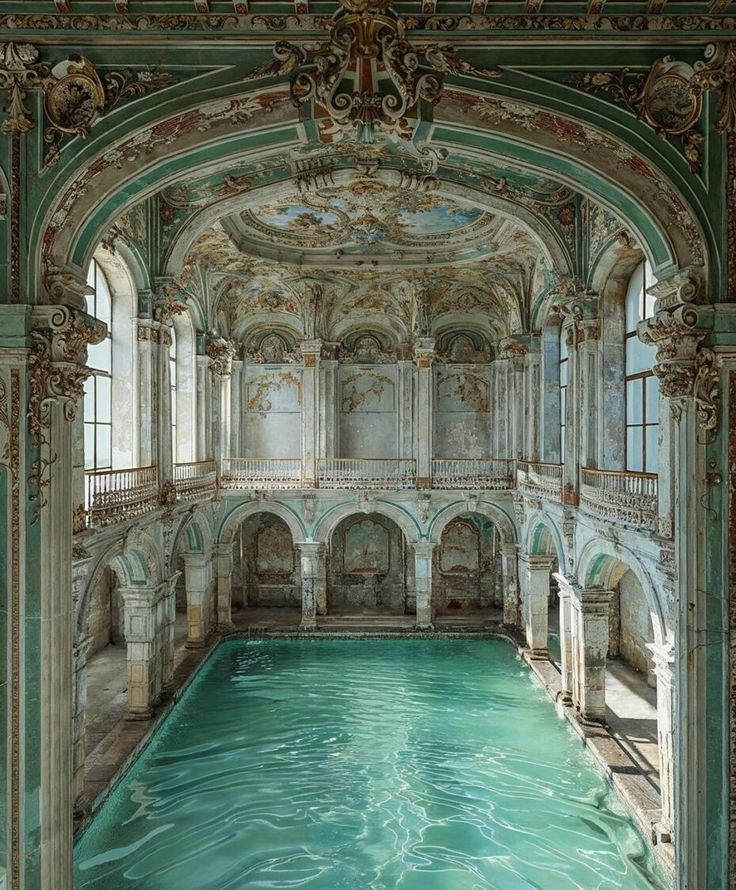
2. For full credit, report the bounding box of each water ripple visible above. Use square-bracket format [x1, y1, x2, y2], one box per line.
[75, 639, 666, 889]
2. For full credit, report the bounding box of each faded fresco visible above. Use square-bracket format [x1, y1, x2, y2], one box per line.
[434, 515, 499, 611]
[434, 368, 491, 458]
[328, 514, 407, 611]
[339, 367, 398, 458]
[235, 514, 300, 608]
[244, 368, 302, 458]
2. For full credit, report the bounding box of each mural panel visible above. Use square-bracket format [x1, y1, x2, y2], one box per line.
[343, 519, 390, 574]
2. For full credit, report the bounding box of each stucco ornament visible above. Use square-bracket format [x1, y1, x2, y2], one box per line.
[0, 42, 50, 133]
[691, 42, 736, 134]
[247, 0, 501, 142]
[206, 337, 237, 375]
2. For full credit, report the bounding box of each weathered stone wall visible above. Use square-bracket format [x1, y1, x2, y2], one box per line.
[433, 514, 499, 610]
[433, 365, 491, 458]
[338, 365, 398, 457]
[243, 366, 302, 458]
[328, 513, 406, 610]
[618, 569, 653, 680]
[237, 514, 301, 607]
[86, 566, 125, 655]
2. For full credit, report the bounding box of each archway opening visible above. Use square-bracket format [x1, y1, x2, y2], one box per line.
[433, 513, 501, 616]
[233, 512, 302, 614]
[327, 513, 409, 615]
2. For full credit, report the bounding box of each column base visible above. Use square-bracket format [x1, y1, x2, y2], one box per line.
[415, 622, 435, 631]
[526, 648, 549, 661]
[185, 639, 205, 649]
[300, 620, 318, 630]
[126, 707, 153, 721]
[216, 622, 236, 635]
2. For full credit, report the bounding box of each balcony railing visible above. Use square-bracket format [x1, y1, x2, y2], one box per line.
[517, 461, 563, 501]
[318, 458, 416, 489]
[220, 457, 302, 489]
[580, 468, 658, 530]
[432, 458, 514, 490]
[85, 466, 159, 527]
[174, 460, 217, 500]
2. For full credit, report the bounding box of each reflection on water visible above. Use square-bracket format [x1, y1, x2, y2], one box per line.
[75, 638, 666, 889]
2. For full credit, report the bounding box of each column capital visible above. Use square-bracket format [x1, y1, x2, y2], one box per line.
[181, 551, 212, 569]
[295, 540, 325, 557]
[300, 338, 322, 368]
[552, 571, 577, 598]
[206, 336, 236, 375]
[575, 586, 613, 614]
[500, 541, 518, 558]
[411, 541, 435, 559]
[519, 553, 554, 571]
[413, 337, 435, 367]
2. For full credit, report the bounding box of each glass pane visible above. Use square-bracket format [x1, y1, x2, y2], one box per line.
[84, 423, 95, 470]
[96, 375, 111, 424]
[87, 339, 111, 373]
[86, 261, 96, 291]
[627, 426, 643, 472]
[645, 425, 659, 474]
[95, 270, 112, 326]
[84, 377, 95, 423]
[645, 375, 659, 424]
[625, 262, 644, 331]
[559, 358, 568, 387]
[626, 336, 655, 376]
[626, 379, 643, 424]
[559, 331, 568, 361]
[96, 424, 111, 470]
[560, 386, 566, 422]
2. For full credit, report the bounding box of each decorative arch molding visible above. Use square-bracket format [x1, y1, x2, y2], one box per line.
[523, 511, 566, 565]
[218, 499, 306, 547]
[171, 509, 215, 559]
[28, 78, 712, 304]
[588, 238, 647, 299]
[75, 529, 164, 637]
[428, 500, 516, 546]
[576, 538, 666, 645]
[314, 499, 421, 546]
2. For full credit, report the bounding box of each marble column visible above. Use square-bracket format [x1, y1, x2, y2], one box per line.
[519, 554, 553, 656]
[412, 542, 435, 628]
[120, 586, 160, 718]
[578, 318, 600, 472]
[524, 335, 541, 461]
[161, 573, 179, 690]
[553, 573, 575, 702]
[540, 323, 562, 463]
[215, 543, 234, 630]
[230, 358, 243, 457]
[300, 340, 322, 486]
[500, 542, 520, 627]
[195, 353, 211, 460]
[413, 339, 435, 488]
[72, 635, 94, 804]
[156, 323, 174, 495]
[319, 353, 338, 458]
[297, 541, 324, 628]
[560, 318, 579, 505]
[397, 357, 414, 459]
[136, 318, 158, 469]
[648, 641, 675, 843]
[571, 587, 613, 722]
[183, 553, 213, 647]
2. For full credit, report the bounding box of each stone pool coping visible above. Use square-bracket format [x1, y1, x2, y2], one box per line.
[75, 625, 674, 885]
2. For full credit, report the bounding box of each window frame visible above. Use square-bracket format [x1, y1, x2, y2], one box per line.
[84, 259, 113, 472]
[624, 261, 658, 474]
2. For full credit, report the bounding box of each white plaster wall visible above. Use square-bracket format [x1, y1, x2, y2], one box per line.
[618, 569, 654, 678]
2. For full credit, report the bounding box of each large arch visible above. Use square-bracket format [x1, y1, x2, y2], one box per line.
[428, 499, 516, 547]
[314, 499, 421, 546]
[523, 511, 566, 567]
[218, 498, 307, 547]
[576, 538, 667, 647]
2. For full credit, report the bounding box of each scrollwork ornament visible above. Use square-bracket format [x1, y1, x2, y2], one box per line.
[0, 42, 50, 134]
[692, 43, 736, 134]
[694, 349, 721, 444]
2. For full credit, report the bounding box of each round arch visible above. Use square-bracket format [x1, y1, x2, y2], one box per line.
[314, 500, 421, 546]
[170, 509, 215, 563]
[218, 499, 307, 547]
[576, 538, 666, 646]
[428, 500, 516, 546]
[523, 511, 566, 566]
[29, 75, 713, 305]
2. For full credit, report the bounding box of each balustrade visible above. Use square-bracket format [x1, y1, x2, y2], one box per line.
[432, 458, 514, 490]
[85, 466, 159, 526]
[174, 460, 217, 500]
[517, 461, 563, 501]
[220, 457, 302, 489]
[580, 468, 658, 530]
[318, 458, 416, 489]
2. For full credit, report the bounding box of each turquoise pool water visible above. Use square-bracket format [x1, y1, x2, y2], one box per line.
[74, 639, 665, 889]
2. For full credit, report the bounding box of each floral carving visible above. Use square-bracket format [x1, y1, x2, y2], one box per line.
[694, 349, 721, 444]
[0, 42, 50, 134]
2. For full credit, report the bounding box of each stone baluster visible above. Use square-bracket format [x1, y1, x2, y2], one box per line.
[412, 542, 435, 629]
[183, 553, 214, 647]
[519, 554, 553, 657]
[297, 541, 325, 628]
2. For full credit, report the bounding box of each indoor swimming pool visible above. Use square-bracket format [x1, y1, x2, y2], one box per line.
[74, 638, 666, 889]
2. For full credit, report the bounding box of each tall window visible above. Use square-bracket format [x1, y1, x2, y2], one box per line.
[625, 261, 658, 473]
[84, 260, 112, 470]
[559, 326, 568, 460]
[169, 325, 177, 463]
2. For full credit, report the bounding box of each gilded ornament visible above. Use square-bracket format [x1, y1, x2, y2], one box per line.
[44, 56, 104, 136]
[0, 42, 50, 134]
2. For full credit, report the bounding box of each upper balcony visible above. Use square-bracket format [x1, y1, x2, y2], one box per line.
[580, 468, 658, 531]
[516, 461, 563, 502]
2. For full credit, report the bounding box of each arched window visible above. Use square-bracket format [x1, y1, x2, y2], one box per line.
[559, 326, 568, 460]
[84, 259, 112, 470]
[169, 325, 178, 463]
[625, 261, 658, 472]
